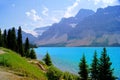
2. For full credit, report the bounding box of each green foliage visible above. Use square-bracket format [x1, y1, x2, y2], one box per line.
[6, 28, 17, 52]
[17, 26, 24, 56]
[98, 48, 115, 80]
[29, 48, 36, 59]
[90, 50, 99, 80]
[25, 49, 30, 58]
[0, 27, 37, 59]
[0, 48, 47, 80]
[7, 29, 12, 49]
[61, 72, 79, 80]
[79, 48, 115, 80]
[0, 29, 3, 47]
[2, 29, 7, 48]
[47, 66, 63, 80]
[11, 27, 17, 51]
[47, 66, 79, 80]
[24, 37, 30, 57]
[78, 54, 88, 80]
[0, 56, 9, 67]
[24, 37, 37, 59]
[43, 52, 52, 66]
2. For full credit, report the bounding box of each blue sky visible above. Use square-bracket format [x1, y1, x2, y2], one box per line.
[0, 0, 120, 36]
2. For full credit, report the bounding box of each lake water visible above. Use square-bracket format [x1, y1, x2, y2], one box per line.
[35, 47, 120, 78]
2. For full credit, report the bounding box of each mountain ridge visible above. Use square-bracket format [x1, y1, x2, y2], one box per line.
[33, 5, 120, 47]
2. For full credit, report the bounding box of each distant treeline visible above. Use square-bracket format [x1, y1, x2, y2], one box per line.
[0, 26, 36, 59]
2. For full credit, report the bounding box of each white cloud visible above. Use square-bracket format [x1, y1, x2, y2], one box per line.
[22, 23, 39, 37]
[93, 0, 119, 6]
[26, 12, 30, 16]
[25, 9, 42, 22]
[102, 0, 117, 5]
[64, 0, 81, 18]
[51, 17, 59, 22]
[42, 6, 49, 16]
[94, 0, 101, 5]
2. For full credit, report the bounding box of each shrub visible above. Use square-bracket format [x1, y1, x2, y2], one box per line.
[61, 72, 79, 80]
[47, 66, 63, 80]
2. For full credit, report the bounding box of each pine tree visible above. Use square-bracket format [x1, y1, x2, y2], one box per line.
[7, 29, 12, 49]
[11, 27, 17, 51]
[0, 29, 3, 47]
[90, 51, 99, 80]
[43, 52, 52, 66]
[98, 48, 115, 80]
[26, 49, 30, 58]
[78, 54, 88, 80]
[2, 29, 7, 48]
[17, 26, 24, 56]
[29, 48, 36, 59]
[24, 37, 30, 57]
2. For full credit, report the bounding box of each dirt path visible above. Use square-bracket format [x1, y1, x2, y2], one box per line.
[0, 68, 30, 80]
[28, 60, 46, 72]
[0, 70, 19, 80]
[0, 50, 5, 54]
[36, 63, 46, 71]
[0, 69, 23, 80]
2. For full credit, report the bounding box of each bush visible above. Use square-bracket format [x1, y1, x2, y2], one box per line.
[61, 72, 79, 80]
[29, 48, 36, 59]
[47, 66, 63, 80]
[47, 66, 79, 80]
[43, 52, 52, 66]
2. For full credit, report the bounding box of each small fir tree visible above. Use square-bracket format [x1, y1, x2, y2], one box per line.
[90, 50, 99, 80]
[43, 52, 52, 66]
[98, 48, 115, 80]
[29, 48, 36, 59]
[78, 54, 88, 80]
[24, 37, 30, 57]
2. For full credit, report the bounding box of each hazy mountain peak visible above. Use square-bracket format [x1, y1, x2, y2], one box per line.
[75, 9, 95, 18]
[96, 5, 120, 13]
[34, 26, 49, 36]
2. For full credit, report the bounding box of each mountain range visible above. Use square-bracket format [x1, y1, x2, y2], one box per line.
[26, 5, 120, 47]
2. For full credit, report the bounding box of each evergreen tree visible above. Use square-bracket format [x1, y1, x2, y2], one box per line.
[7, 29, 12, 49]
[98, 48, 115, 80]
[24, 37, 30, 57]
[0, 29, 3, 47]
[78, 54, 88, 80]
[17, 26, 24, 56]
[26, 49, 30, 58]
[2, 29, 7, 48]
[43, 52, 52, 66]
[90, 51, 99, 80]
[29, 48, 36, 59]
[11, 27, 17, 51]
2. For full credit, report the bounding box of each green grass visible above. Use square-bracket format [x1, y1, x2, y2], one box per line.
[0, 47, 47, 80]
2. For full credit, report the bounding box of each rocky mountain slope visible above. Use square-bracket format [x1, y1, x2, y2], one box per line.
[35, 5, 120, 47]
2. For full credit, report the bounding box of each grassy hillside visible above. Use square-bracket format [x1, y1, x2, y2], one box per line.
[0, 47, 47, 80]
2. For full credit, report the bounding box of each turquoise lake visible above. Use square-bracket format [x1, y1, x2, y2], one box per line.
[35, 47, 120, 77]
